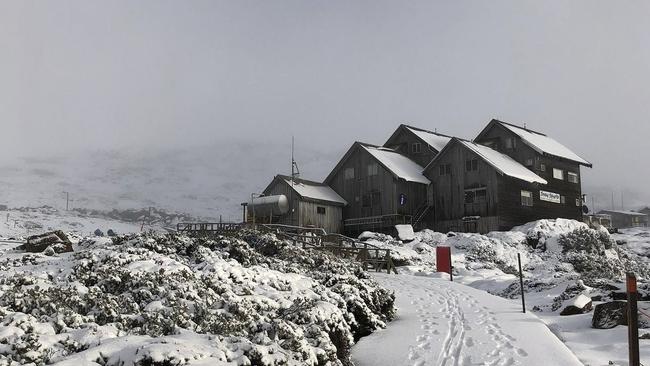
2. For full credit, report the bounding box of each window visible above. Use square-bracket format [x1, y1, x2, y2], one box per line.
[521, 190, 533, 207]
[540, 163, 546, 172]
[371, 190, 381, 206]
[367, 163, 378, 176]
[412, 142, 422, 154]
[465, 188, 487, 203]
[465, 159, 478, 172]
[344, 167, 355, 180]
[316, 206, 326, 215]
[575, 198, 581, 207]
[362, 194, 371, 207]
[553, 168, 564, 180]
[568, 172, 579, 184]
[525, 158, 533, 167]
[439, 164, 451, 176]
[560, 196, 566, 204]
[505, 137, 515, 149]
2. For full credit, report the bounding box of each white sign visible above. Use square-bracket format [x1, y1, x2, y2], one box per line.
[540, 190, 561, 203]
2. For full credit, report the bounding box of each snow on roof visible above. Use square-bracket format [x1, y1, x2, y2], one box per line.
[497, 122, 591, 166]
[460, 140, 548, 184]
[598, 210, 648, 216]
[405, 127, 451, 152]
[361, 145, 430, 184]
[283, 179, 347, 205]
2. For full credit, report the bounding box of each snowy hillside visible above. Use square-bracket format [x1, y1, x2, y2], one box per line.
[360, 220, 650, 366]
[0, 230, 394, 365]
[0, 140, 343, 221]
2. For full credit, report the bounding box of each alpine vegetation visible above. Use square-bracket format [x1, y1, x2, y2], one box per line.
[0, 231, 395, 366]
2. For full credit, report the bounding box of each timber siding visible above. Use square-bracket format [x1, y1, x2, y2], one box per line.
[262, 176, 344, 233]
[383, 125, 446, 167]
[325, 142, 428, 234]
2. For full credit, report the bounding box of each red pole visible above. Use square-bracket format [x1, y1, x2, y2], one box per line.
[627, 272, 640, 366]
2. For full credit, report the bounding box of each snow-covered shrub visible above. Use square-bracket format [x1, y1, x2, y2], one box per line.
[0, 231, 395, 366]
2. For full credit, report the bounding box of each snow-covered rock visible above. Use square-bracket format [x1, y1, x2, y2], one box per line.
[560, 294, 593, 316]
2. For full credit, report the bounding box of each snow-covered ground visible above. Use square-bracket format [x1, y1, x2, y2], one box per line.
[358, 220, 650, 366]
[352, 273, 582, 366]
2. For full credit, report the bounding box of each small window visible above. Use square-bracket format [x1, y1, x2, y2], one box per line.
[371, 191, 381, 205]
[439, 164, 451, 176]
[465, 159, 478, 172]
[540, 163, 546, 172]
[344, 167, 355, 180]
[521, 190, 533, 207]
[362, 194, 371, 207]
[560, 196, 566, 204]
[464, 190, 475, 204]
[553, 168, 564, 180]
[316, 206, 326, 215]
[367, 163, 378, 176]
[568, 172, 579, 184]
[412, 142, 422, 154]
[525, 159, 533, 167]
[505, 137, 515, 149]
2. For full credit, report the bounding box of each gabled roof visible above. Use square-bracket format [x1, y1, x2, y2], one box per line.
[476, 119, 592, 167]
[424, 138, 547, 184]
[384, 124, 452, 153]
[268, 175, 347, 205]
[361, 144, 430, 184]
[324, 141, 430, 185]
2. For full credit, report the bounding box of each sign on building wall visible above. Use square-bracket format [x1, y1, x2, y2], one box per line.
[399, 193, 407, 206]
[540, 190, 561, 203]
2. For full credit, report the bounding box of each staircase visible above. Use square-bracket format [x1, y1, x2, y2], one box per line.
[411, 204, 432, 229]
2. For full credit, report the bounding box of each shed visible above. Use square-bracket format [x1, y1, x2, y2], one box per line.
[597, 210, 648, 229]
[258, 175, 347, 233]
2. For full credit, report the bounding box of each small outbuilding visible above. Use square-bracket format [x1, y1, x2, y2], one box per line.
[597, 210, 648, 229]
[251, 175, 347, 233]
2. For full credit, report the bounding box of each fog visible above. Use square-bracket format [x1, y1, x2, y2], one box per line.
[2, 1, 650, 213]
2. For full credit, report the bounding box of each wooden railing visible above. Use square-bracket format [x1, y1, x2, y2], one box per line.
[176, 222, 244, 233]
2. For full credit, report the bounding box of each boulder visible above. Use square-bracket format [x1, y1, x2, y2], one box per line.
[560, 294, 593, 316]
[94, 229, 104, 237]
[107, 229, 116, 237]
[26, 230, 73, 253]
[592, 301, 628, 329]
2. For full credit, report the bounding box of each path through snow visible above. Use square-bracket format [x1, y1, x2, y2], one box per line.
[352, 273, 584, 366]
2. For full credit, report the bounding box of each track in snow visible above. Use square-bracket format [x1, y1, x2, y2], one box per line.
[352, 273, 583, 366]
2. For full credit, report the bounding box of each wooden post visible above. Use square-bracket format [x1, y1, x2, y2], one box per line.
[518, 253, 526, 313]
[627, 272, 640, 366]
[448, 248, 453, 282]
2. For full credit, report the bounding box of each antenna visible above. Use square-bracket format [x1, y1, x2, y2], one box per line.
[291, 136, 300, 179]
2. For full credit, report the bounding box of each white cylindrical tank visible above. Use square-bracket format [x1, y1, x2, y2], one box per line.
[248, 195, 289, 217]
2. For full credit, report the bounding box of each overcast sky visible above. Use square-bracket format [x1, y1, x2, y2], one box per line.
[2, 1, 650, 208]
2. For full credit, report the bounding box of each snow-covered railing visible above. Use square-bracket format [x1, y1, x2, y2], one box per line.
[176, 222, 244, 233]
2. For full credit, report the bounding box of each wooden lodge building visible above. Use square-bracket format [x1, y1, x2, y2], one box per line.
[248, 119, 592, 235]
[255, 175, 347, 234]
[324, 141, 431, 235]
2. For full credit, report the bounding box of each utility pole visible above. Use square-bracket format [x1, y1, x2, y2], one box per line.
[63, 191, 70, 211]
[291, 136, 300, 227]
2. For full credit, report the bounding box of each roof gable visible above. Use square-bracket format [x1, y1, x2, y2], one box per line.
[324, 141, 429, 185]
[270, 175, 347, 205]
[384, 124, 452, 153]
[477, 119, 592, 167]
[424, 138, 547, 184]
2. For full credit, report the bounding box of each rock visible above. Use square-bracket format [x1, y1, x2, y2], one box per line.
[26, 230, 73, 253]
[107, 229, 116, 237]
[560, 294, 593, 316]
[94, 229, 104, 237]
[592, 301, 628, 329]
[0, 204, 7, 211]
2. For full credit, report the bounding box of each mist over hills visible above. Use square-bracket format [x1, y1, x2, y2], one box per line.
[0, 139, 344, 221]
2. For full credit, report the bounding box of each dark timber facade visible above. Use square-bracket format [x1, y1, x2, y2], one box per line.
[324, 141, 429, 235]
[262, 175, 346, 234]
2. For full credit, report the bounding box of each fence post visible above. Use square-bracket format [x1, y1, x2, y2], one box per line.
[627, 272, 640, 366]
[518, 253, 526, 313]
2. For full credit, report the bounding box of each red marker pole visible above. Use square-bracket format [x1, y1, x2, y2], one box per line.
[627, 272, 640, 366]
